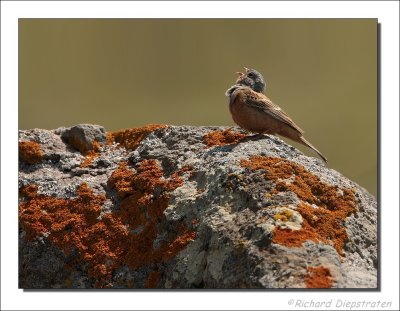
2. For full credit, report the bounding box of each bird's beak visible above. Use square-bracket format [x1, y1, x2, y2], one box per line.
[236, 71, 244, 77]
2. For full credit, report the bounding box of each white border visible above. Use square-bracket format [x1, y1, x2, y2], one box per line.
[1, 1, 399, 310]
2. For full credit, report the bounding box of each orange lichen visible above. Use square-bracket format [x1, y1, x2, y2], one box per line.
[298, 203, 349, 255]
[107, 162, 136, 198]
[19, 184, 39, 198]
[273, 202, 350, 251]
[203, 129, 247, 147]
[145, 271, 161, 288]
[19, 141, 44, 164]
[157, 230, 197, 262]
[108, 160, 194, 271]
[106, 132, 114, 145]
[18, 183, 119, 282]
[240, 156, 356, 255]
[107, 124, 167, 150]
[19, 159, 195, 288]
[80, 140, 101, 167]
[304, 266, 333, 288]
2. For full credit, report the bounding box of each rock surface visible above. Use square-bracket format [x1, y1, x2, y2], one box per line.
[18, 124, 377, 289]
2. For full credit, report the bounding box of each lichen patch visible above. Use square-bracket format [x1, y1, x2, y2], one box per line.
[19, 159, 195, 288]
[203, 129, 247, 147]
[273, 207, 302, 230]
[241, 156, 356, 255]
[107, 124, 167, 150]
[80, 140, 101, 167]
[304, 266, 333, 288]
[19, 141, 44, 164]
[19, 183, 112, 283]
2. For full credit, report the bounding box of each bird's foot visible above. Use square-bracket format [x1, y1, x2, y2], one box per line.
[250, 133, 265, 140]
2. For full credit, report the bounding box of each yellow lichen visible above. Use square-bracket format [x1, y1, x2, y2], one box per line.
[274, 209, 293, 222]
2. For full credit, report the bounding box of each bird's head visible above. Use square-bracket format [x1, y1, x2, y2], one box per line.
[235, 67, 266, 93]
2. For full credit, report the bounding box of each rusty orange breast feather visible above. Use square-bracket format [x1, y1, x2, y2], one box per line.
[228, 87, 278, 134]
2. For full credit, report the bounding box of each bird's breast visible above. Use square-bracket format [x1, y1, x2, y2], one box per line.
[229, 90, 279, 134]
[229, 91, 259, 132]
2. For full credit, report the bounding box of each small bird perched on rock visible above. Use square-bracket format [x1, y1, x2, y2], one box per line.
[225, 67, 327, 163]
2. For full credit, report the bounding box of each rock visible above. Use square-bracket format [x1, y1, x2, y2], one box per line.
[60, 124, 106, 154]
[18, 124, 377, 288]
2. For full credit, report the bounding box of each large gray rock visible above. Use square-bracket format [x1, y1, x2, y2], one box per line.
[18, 124, 377, 289]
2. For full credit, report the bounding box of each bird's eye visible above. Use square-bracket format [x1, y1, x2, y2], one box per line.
[248, 72, 254, 78]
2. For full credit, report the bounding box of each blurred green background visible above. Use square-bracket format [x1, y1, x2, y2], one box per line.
[19, 19, 377, 196]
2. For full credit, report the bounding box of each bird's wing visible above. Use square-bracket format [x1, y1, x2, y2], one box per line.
[244, 88, 304, 134]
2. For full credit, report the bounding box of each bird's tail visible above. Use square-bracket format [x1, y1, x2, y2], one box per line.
[299, 136, 328, 163]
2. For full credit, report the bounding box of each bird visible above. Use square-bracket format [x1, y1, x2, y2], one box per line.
[225, 67, 327, 163]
